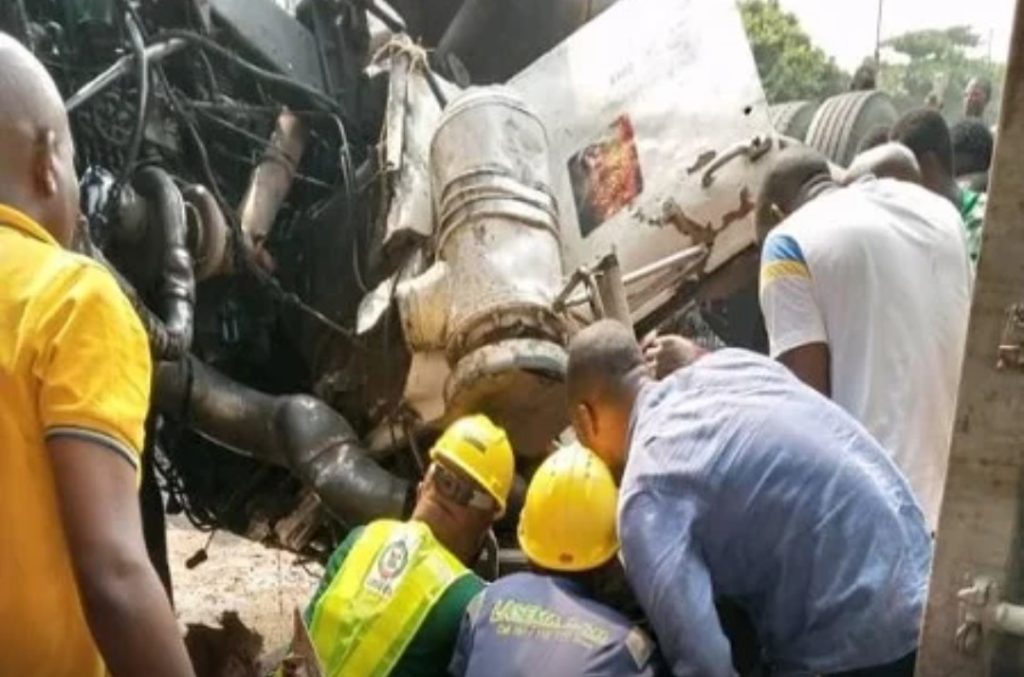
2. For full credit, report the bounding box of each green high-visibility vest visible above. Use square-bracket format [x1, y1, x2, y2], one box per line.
[308, 519, 471, 677]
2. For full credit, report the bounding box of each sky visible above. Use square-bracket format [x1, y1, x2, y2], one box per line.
[777, 0, 1016, 70]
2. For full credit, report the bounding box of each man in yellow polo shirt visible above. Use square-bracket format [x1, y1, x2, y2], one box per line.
[0, 32, 194, 676]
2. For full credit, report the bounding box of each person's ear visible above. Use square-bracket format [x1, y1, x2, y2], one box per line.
[415, 480, 425, 503]
[572, 402, 598, 448]
[32, 129, 60, 198]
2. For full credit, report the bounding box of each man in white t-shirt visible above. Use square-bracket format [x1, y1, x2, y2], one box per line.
[754, 147, 972, 530]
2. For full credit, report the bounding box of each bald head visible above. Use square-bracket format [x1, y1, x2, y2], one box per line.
[567, 320, 645, 406]
[844, 143, 922, 185]
[0, 33, 68, 127]
[755, 146, 835, 241]
[566, 320, 648, 472]
[0, 32, 79, 246]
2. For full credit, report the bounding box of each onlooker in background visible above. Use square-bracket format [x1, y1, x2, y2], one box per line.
[844, 142, 922, 184]
[451, 444, 667, 677]
[924, 92, 942, 110]
[892, 109, 987, 263]
[951, 118, 995, 194]
[890, 109, 959, 204]
[567, 321, 931, 677]
[963, 76, 993, 120]
[754, 147, 971, 530]
[850, 58, 878, 91]
[0, 32, 195, 677]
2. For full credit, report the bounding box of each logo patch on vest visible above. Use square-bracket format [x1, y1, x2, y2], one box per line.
[364, 530, 422, 597]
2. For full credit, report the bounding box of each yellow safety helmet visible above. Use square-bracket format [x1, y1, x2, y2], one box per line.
[430, 414, 515, 517]
[518, 443, 619, 572]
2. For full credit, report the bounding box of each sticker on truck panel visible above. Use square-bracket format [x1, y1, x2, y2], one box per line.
[567, 114, 644, 237]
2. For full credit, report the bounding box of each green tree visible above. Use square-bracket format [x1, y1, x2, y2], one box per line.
[739, 0, 848, 103]
[879, 26, 1005, 118]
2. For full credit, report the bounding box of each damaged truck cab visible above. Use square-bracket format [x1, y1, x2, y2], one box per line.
[8, 0, 786, 564]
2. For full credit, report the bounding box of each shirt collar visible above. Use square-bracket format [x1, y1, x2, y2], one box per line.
[548, 573, 591, 597]
[0, 203, 59, 246]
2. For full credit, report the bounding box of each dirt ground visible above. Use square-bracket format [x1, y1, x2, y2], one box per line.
[167, 518, 323, 674]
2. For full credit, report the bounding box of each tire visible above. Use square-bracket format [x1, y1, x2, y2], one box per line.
[804, 91, 898, 167]
[768, 100, 819, 141]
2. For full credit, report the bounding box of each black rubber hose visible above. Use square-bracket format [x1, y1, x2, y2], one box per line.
[154, 357, 412, 526]
[152, 29, 348, 121]
[77, 216, 187, 361]
[132, 167, 195, 357]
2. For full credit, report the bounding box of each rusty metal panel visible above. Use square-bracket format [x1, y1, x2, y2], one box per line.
[916, 0, 1024, 672]
[509, 0, 776, 322]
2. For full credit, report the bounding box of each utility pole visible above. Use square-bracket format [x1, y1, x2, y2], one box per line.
[874, 0, 884, 66]
[915, 0, 1024, 672]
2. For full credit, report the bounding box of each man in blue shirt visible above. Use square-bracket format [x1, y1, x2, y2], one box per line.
[566, 320, 931, 677]
[450, 444, 666, 677]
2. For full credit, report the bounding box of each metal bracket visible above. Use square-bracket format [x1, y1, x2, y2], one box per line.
[661, 198, 715, 246]
[553, 252, 628, 322]
[956, 576, 1024, 655]
[701, 135, 773, 188]
[997, 303, 1024, 370]
[554, 246, 709, 320]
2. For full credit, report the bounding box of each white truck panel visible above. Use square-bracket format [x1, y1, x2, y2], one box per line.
[511, 0, 778, 319]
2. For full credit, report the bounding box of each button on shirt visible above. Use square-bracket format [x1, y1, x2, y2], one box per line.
[450, 573, 666, 677]
[759, 178, 971, 530]
[619, 349, 931, 677]
[0, 204, 152, 677]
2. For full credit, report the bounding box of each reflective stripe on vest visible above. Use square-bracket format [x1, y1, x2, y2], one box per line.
[309, 520, 470, 677]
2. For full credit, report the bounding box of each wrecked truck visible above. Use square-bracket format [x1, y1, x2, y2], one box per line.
[1, 0, 865, 573]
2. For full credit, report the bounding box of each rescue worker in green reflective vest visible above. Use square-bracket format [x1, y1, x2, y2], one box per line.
[303, 414, 515, 677]
[450, 443, 668, 677]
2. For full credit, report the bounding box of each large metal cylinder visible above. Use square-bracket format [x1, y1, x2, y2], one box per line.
[400, 87, 563, 358]
[397, 86, 568, 459]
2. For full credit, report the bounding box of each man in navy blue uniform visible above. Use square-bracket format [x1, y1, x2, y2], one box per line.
[449, 443, 667, 677]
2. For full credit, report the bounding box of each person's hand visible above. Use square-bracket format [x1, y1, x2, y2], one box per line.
[641, 332, 706, 379]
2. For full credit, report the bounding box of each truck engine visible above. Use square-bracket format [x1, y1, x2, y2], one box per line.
[3, 0, 788, 574]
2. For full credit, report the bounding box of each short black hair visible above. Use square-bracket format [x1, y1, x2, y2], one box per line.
[566, 320, 644, 408]
[890, 109, 954, 177]
[951, 118, 994, 176]
[755, 146, 832, 239]
[856, 125, 892, 154]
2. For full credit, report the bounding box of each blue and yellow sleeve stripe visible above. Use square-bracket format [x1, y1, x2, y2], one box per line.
[760, 234, 810, 288]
